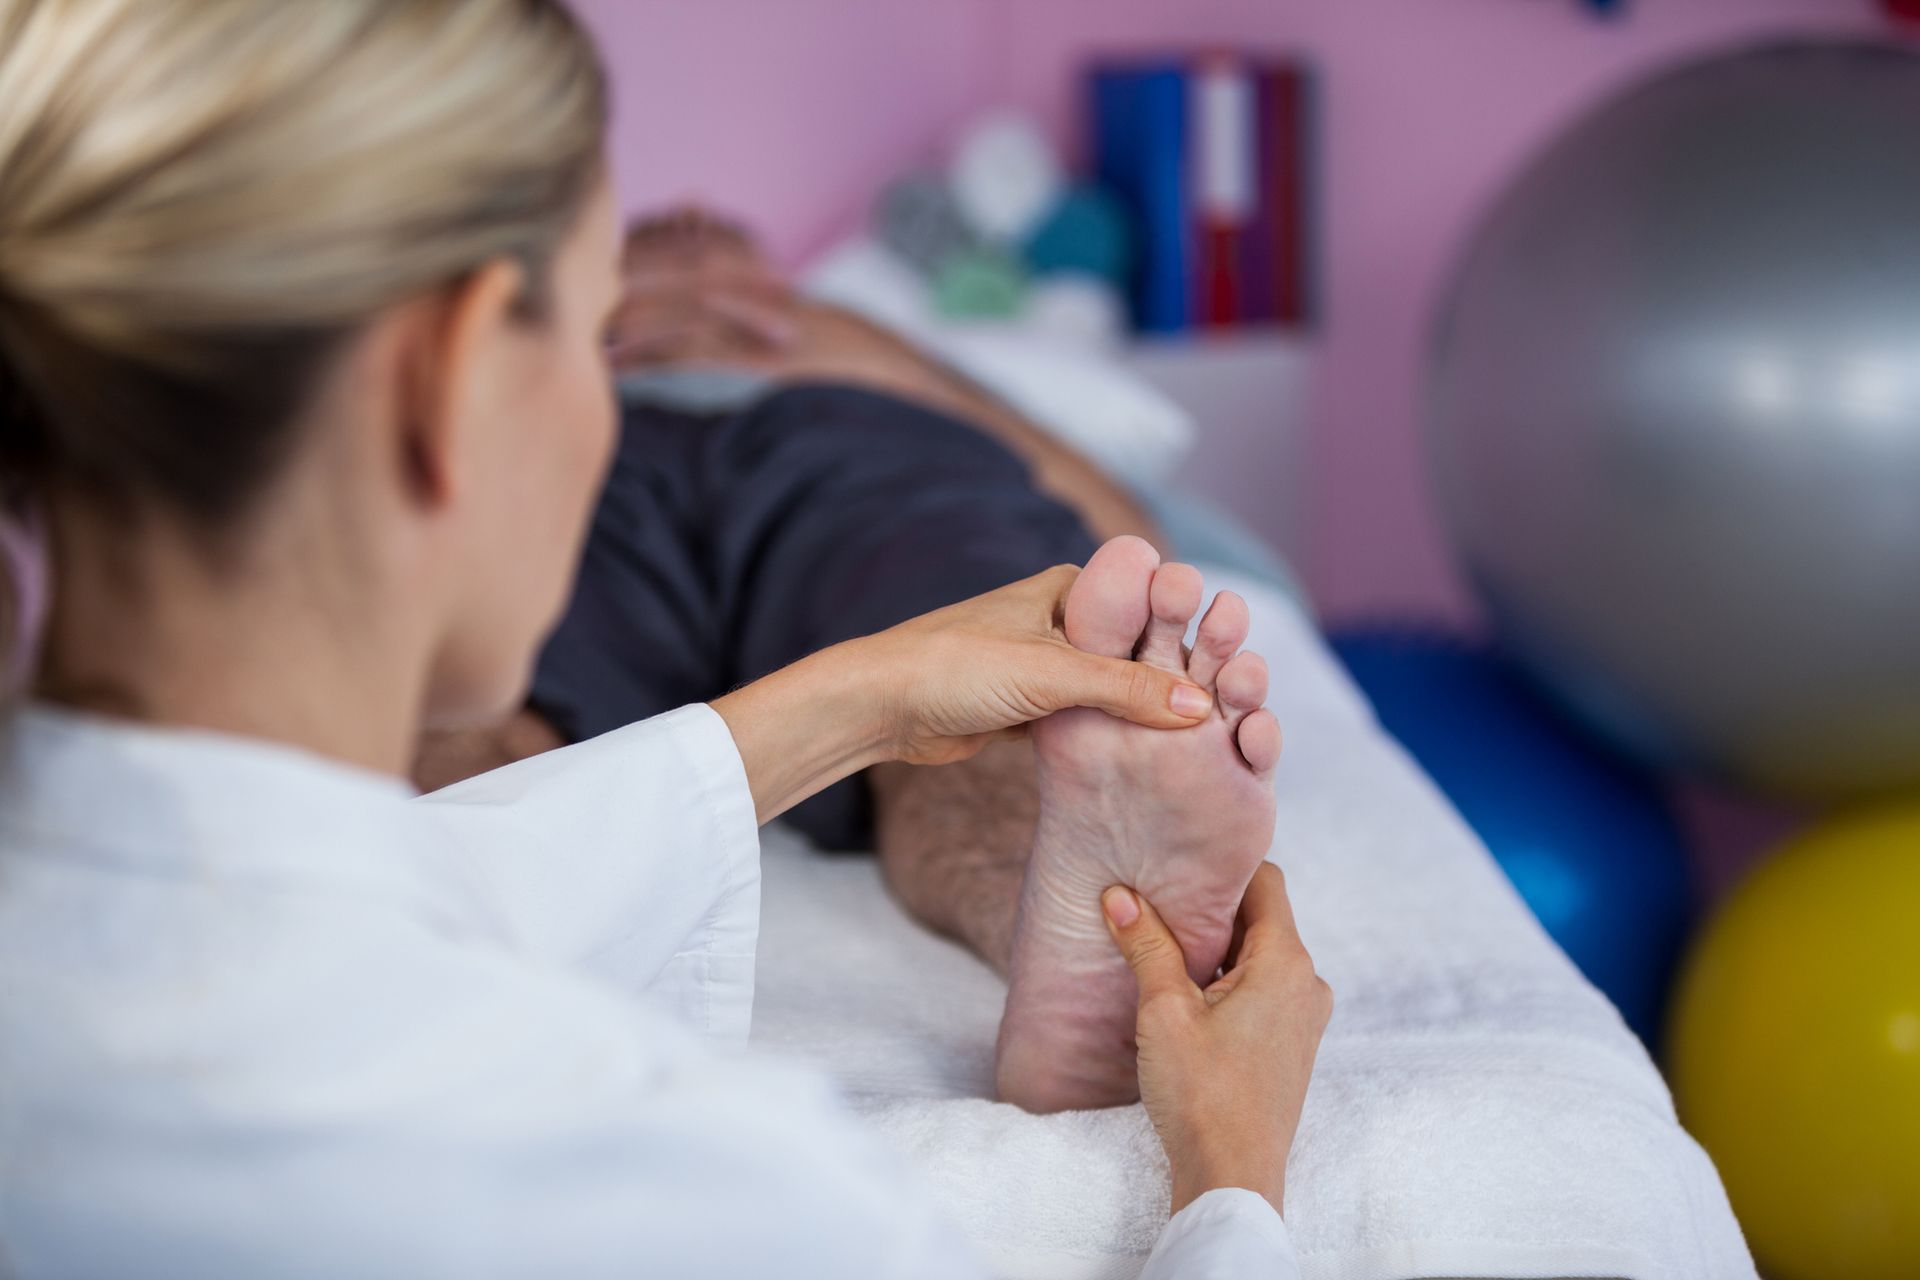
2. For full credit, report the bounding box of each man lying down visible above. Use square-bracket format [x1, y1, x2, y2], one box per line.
[414, 208, 1292, 1114]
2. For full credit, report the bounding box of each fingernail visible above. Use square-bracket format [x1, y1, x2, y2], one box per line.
[1102, 886, 1140, 928]
[1171, 684, 1211, 718]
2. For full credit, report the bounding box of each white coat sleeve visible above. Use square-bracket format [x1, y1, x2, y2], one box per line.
[411, 703, 762, 1044]
[1139, 1189, 1303, 1280]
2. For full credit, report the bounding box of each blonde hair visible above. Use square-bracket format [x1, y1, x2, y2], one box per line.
[0, 0, 606, 524]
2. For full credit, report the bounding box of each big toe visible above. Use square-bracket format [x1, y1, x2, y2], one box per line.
[1135, 562, 1204, 671]
[1064, 536, 1161, 658]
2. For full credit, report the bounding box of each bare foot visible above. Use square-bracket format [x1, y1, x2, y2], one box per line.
[995, 537, 1281, 1112]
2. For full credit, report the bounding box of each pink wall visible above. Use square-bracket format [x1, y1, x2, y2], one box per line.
[572, 0, 1888, 623]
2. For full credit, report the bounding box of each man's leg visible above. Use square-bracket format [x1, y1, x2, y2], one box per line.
[869, 744, 1035, 975]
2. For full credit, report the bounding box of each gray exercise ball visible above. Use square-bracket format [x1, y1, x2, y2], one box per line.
[1430, 40, 1920, 801]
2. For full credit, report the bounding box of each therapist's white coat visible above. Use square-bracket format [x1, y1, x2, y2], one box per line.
[0, 702, 1299, 1278]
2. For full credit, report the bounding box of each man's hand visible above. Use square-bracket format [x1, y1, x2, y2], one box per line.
[603, 206, 962, 392]
[608, 264, 940, 403]
[604, 259, 797, 369]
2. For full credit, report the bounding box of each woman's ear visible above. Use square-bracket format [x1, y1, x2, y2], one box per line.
[396, 259, 526, 511]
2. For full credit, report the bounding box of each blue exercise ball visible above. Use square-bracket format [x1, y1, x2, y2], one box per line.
[1332, 626, 1696, 1047]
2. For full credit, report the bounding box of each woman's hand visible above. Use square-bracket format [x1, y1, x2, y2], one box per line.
[1102, 863, 1332, 1218]
[856, 563, 1214, 766]
[710, 559, 1213, 824]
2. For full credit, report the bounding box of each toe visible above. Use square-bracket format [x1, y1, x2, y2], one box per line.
[1215, 650, 1270, 727]
[1063, 536, 1161, 658]
[1186, 590, 1250, 688]
[1135, 562, 1203, 671]
[1235, 708, 1283, 775]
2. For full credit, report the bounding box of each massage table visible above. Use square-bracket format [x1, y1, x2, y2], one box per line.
[750, 562, 1754, 1280]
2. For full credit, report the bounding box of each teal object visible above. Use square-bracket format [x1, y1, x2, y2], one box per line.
[932, 247, 1028, 319]
[1024, 185, 1134, 287]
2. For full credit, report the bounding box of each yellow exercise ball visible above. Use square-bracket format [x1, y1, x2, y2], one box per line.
[1669, 801, 1920, 1280]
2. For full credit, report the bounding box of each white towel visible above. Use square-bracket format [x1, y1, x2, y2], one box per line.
[749, 566, 1755, 1280]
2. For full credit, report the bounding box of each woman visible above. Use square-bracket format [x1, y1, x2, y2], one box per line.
[0, 2, 1330, 1276]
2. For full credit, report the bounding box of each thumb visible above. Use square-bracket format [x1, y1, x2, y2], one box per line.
[1102, 886, 1199, 1009]
[1052, 649, 1212, 729]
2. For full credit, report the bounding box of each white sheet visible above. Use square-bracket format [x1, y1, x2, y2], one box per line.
[750, 565, 1754, 1280]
